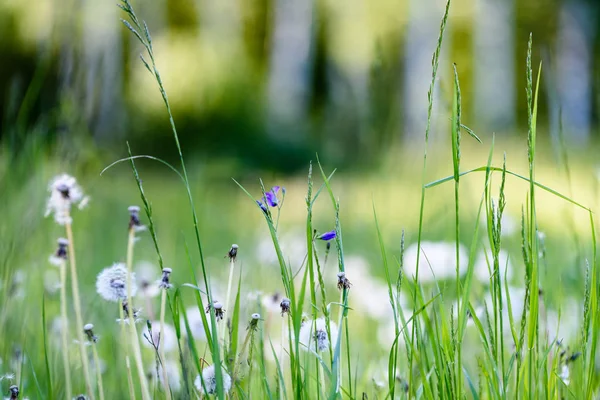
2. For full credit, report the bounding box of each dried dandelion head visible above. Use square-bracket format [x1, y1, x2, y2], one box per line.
[96, 263, 137, 302]
[49, 238, 69, 266]
[336, 272, 351, 290]
[45, 174, 89, 225]
[159, 268, 173, 290]
[205, 301, 225, 321]
[83, 323, 98, 343]
[128, 205, 146, 232]
[280, 298, 291, 316]
[248, 313, 261, 331]
[227, 244, 239, 262]
[194, 365, 232, 395]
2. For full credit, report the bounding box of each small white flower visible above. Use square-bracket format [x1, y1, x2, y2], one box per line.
[473, 249, 513, 284]
[96, 263, 137, 302]
[194, 365, 231, 395]
[403, 241, 468, 283]
[44, 269, 61, 294]
[182, 306, 207, 340]
[141, 321, 178, 353]
[559, 364, 570, 385]
[136, 261, 160, 299]
[44, 174, 89, 225]
[151, 360, 181, 392]
[299, 318, 338, 353]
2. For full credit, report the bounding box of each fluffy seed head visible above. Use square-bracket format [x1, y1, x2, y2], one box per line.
[96, 263, 137, 302]
[298, 318, 338, 353]
[45, 174, 89, 225]
[194, 365, 232, 395]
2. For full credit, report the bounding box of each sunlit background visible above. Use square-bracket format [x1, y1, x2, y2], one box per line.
[1, 0, 600, 396]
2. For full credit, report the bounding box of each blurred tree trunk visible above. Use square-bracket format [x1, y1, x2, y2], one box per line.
[82, 0, 124, 140]
[474, 0, 515, 133]
[403, 0, 449, 141]
[266, 0, 313, 136]
[556, 0, 596, 144]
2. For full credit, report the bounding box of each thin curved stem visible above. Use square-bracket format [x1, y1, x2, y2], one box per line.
[65, 221, 95, 400]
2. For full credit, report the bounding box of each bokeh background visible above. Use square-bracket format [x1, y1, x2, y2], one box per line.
[2, 0, 600, 395]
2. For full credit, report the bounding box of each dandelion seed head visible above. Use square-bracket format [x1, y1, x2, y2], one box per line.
[182, 306, 208, 340]
[159, 268, 173, 290]
[96, 263, 137, 302]
[136, 261, 160, 298]
[194, 365, 232, 395]
[45, 174, 88, 225]
[298, 318, 337, 353]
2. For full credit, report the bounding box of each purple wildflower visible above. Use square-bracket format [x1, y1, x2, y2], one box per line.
[318, 230, 336, 241]
[264, 186, 281, 207]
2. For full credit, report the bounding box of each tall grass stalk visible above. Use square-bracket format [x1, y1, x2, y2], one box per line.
[125, 228, 151, 400]
[408, 0, 451, 394]
[58, 258, 72, 400]
[65, 220, 94, 399]
[118, 1, 225, 394]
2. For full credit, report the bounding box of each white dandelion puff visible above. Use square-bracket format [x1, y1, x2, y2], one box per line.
[403, 241, 468, 283]
[96, 263, 137, 302]
[194, 365, 231, 395]
[149, 360, 181, 392]
[44, 174, 89, 225]
[136, 261, 160, 299]
[298, 318, 338, 353]
[559, 364, 570, 385]
[182, 306, 208, 340]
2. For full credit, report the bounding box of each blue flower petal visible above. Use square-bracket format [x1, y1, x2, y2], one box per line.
[318, 230, 336, 241]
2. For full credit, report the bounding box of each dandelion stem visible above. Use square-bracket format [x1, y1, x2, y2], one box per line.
[280, 315, 285, 399]
[159, 289, 172, 400]
[119, 301, 137, 400]
[224, 257, 235, 344]
[65, 221, 95, 400]
[91, 343, 105, 400]
[126, 228, 152, 400]
[59, 259, 73, 400]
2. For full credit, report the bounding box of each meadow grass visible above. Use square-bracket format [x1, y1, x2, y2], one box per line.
[0, 0, 598, 399]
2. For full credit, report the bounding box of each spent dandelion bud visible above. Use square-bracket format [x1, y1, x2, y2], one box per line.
[205, 301, 225, 321]
[280, 298, 291, 316]
[158, 267, 173, 290]
[248, 313, 261, 331]
[128, 205, 146, 232]
[83, 324, 98, 343]
[49, 238, 69, 266]
[73, 395, 88, 400]
[44, 174, 89, 225]
[318, 230, 336, 241]
[298, 318, 338, 353]
[194, 365, 232, 395]
[336, 271, 352, 290]
[8, 385, 18, 399]
[227, 244, 239, 262]
[96, 263, 137, 302]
